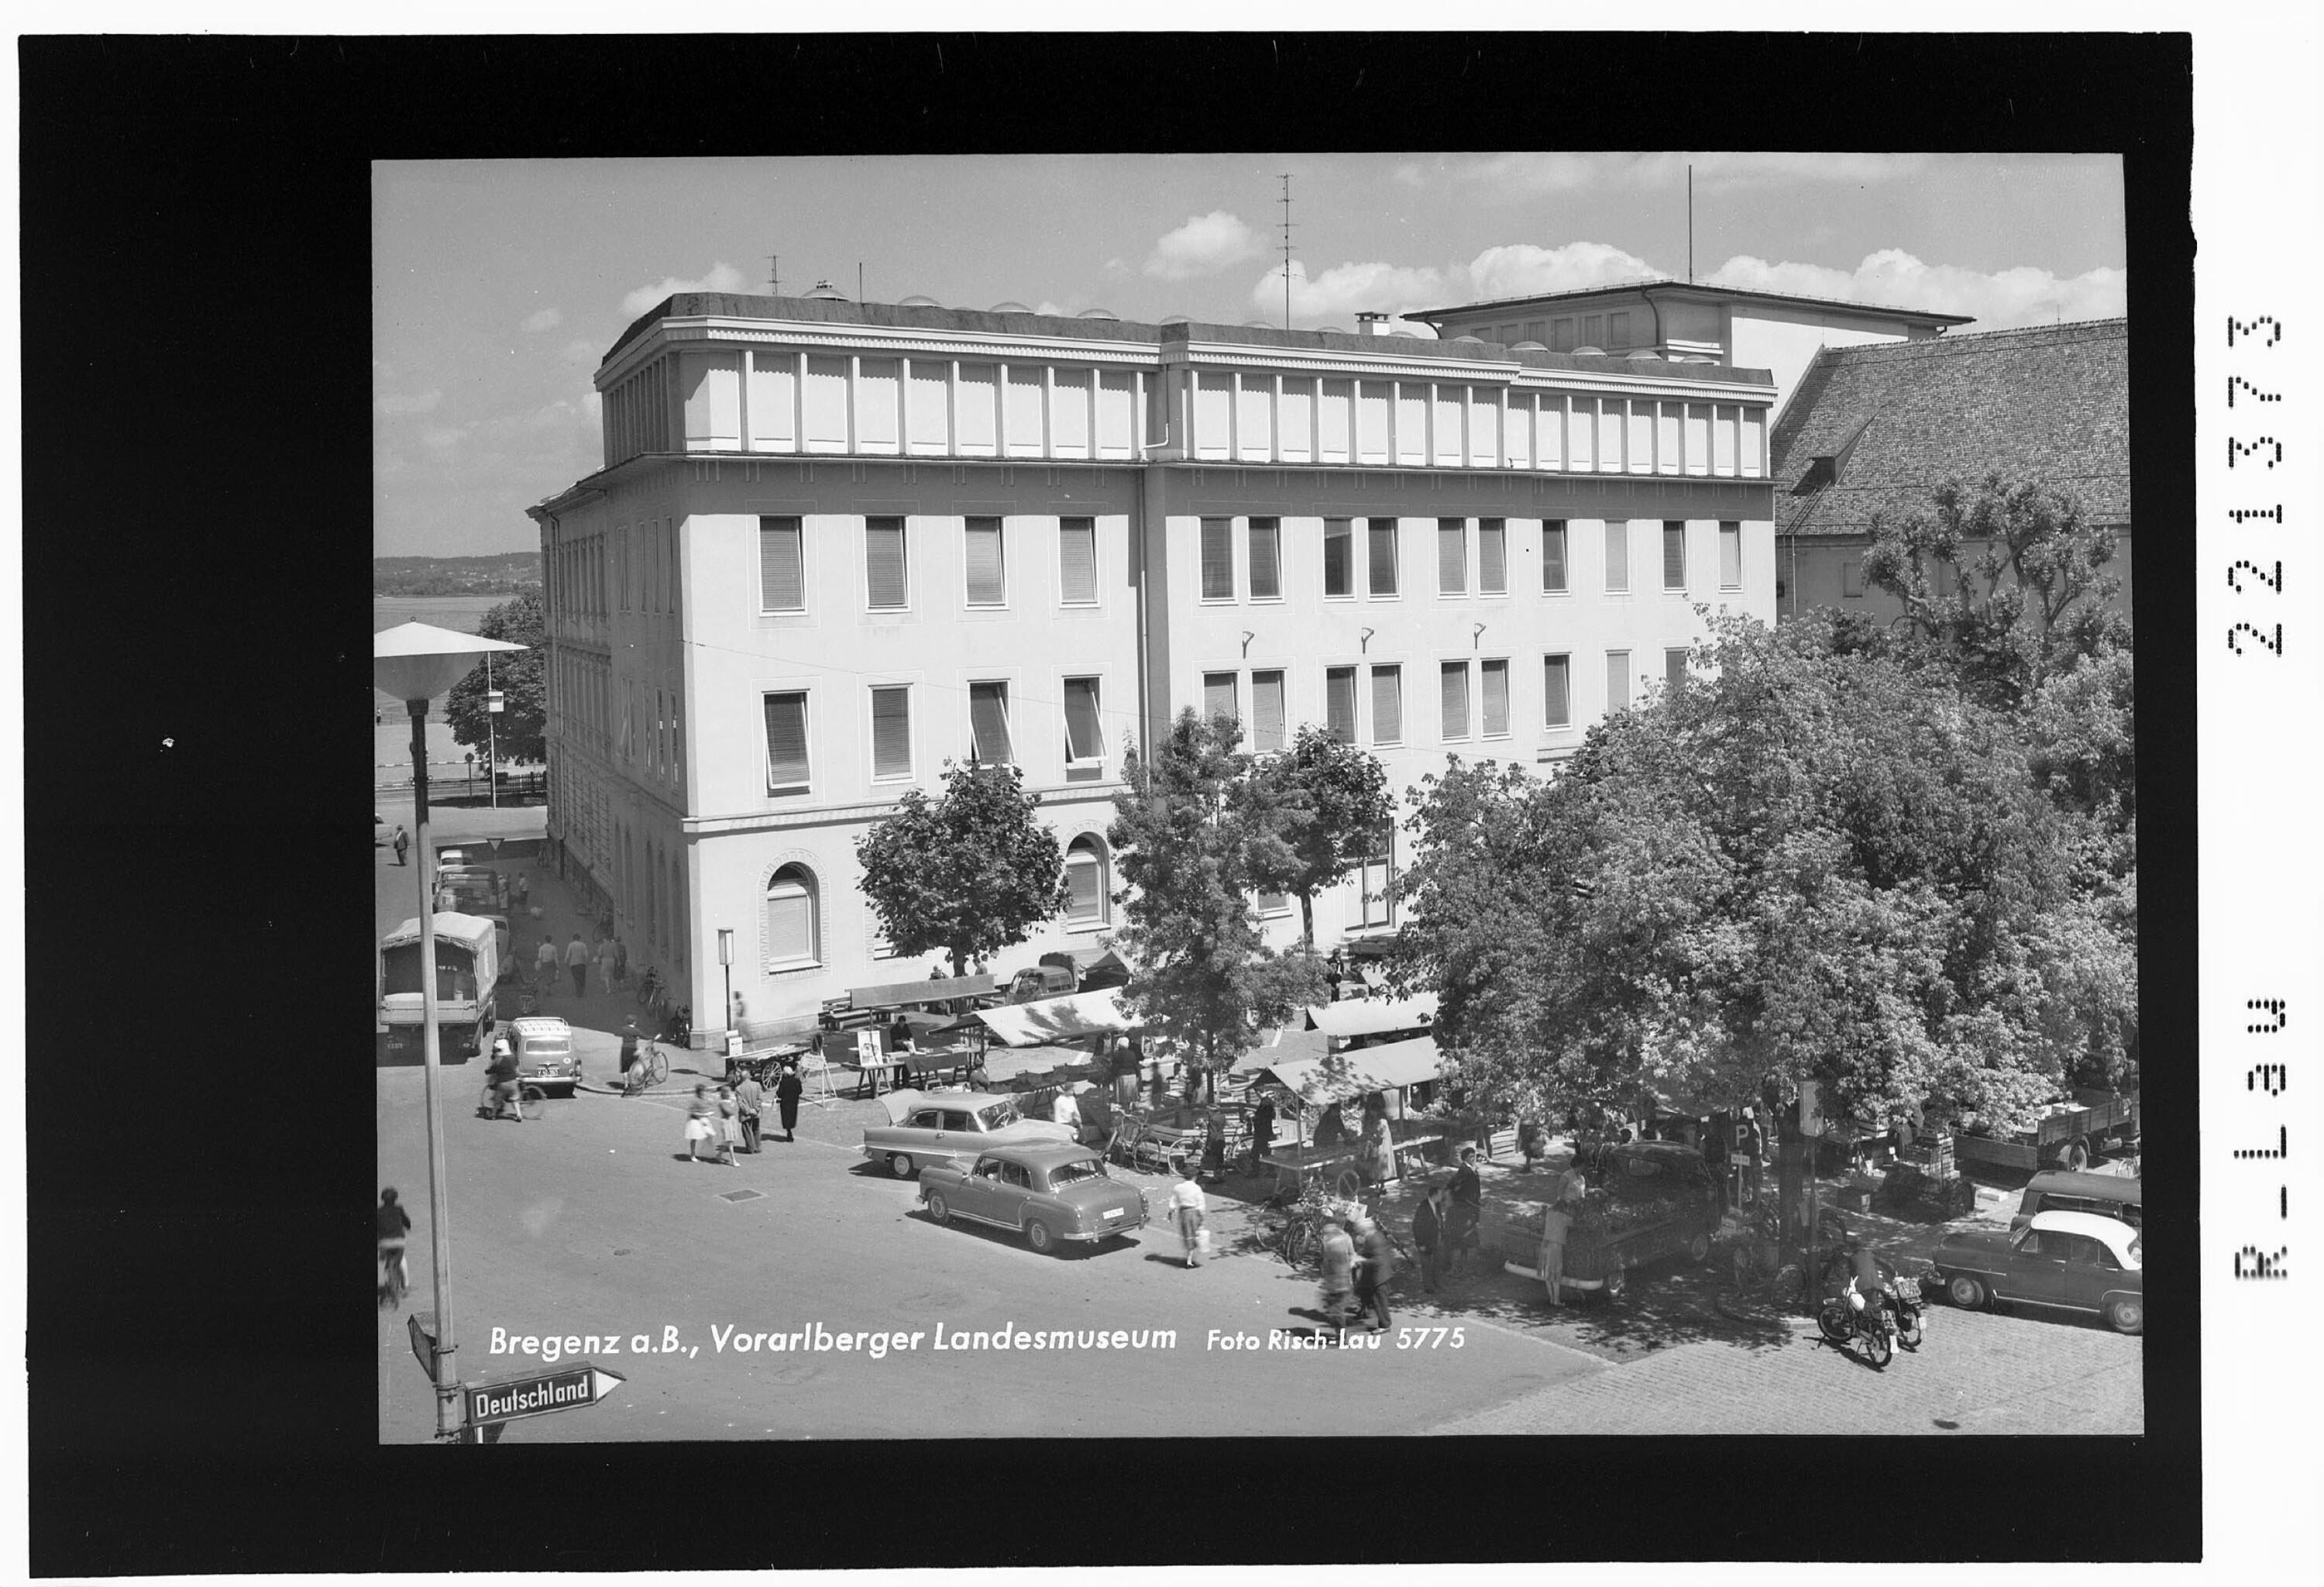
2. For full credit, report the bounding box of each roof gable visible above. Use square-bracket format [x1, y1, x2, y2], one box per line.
[1770, 318, 2130, 537]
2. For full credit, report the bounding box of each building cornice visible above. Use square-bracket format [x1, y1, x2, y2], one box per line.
[680, 780, 1126, 840]
[600, 316, 1160, 387]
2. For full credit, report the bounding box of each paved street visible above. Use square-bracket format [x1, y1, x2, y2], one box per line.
[377, 811, 2143, 1442]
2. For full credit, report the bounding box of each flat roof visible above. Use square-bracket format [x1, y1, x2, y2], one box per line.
[1405, 277, 1974, 329]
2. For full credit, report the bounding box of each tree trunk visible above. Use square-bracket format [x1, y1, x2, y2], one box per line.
[1298, 890, 1315, 952]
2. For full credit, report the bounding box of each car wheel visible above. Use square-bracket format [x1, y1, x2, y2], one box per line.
[1686, 1232, 1711, 1265]
[887, 1153, 916, 1179]
[2058, 1137, 2090, 1172]
[1025, 1218, 1057, 1255]
[926, 1192, 951, 1225]
[2106, 1296, 2144, 1336]
[1602, 1261, 1628, 1300]
[1948, 1273, 1989, 1310]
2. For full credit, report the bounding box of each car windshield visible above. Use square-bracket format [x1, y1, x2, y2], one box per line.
[1047, 1158, 1106, 1189]
[978, 1100, 1022, 1130]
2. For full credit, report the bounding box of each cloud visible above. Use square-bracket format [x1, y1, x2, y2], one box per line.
[619, 262, 748, 317]
[1425, 152, 1930, 196]
[521, 307, 564, 333]
[374, 388, 443, 417]
[1145, 212, 1266, 280]
[1253, 261, 1448, 332]
[1464, 241, 1660, 300]
[561, 339, 600, 367]
[1707, 249, 2127, 330]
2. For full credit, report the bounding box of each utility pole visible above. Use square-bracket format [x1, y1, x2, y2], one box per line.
[1279, 174, 1295, 330]
[1687, 164, 1694, 284]
[767, 254, 780, 295]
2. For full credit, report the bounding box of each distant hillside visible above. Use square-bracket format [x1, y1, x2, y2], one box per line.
[374, 553, 542, 597]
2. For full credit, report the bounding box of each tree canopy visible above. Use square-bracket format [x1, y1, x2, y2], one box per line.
[1109, 711, 1326, 1072]
[1396, 612, 2137, 1134]
[444, 592, 545, 766]
[854, 759, 1068, 977]
[1240, 724, 1394, 948]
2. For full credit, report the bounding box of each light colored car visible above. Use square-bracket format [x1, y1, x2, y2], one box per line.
[859, 1088, 1074, 1179]
[505, 1015, 582, 1097]
[919, 1143, 1150, 1255]
[1927, 1208, 2144, 1334]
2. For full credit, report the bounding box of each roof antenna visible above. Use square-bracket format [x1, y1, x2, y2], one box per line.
[767, 254, 780, 295]
[858, 261, 865, 304]
[1686, 164, 1694, 284]
[1279, 173, 1296, 330]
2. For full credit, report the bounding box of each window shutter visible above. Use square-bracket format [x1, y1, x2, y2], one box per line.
[1543, 656, 1570, 728]
[766, 877, 814, 964]
[1323, 520, 1353, 597]
[1542, 521, 1568, 592]
[1604, 521, 1628, 592]
[866, 518, 907, 608]
[767, 697, 813, 780]
[1482, 659, 1510, 736]
[1666, 649, 1689, 691]
[1064, 677, 1102, 762]
[1440, 662, 1469, 739]
[1059, 518, 1097, 604]
[871, 686, 911, 778]
[1607, 652, 1631, 711]
[1480, 519, 1506, 594]
[1248, 518, 1281, 599]
[1664, 522, 1686, 589]
[1367, 519, 1397, 595]
[1371, 665, 1401, 745]
[1203, 671, 1239, 724]
[1438, 520, 1466, 594]
[1201, 518, 1233, 599]
[1325, 666, 1357, 743]
[1066, 854, 1101, 922]
[1720, 521, 1742, 588]
[969, 680, 1012, 764]
[964, 518, 1005, 605]
[1252, 670, 1287, 752]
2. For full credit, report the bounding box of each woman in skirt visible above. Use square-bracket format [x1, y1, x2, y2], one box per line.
[685, 1084, 719, 1164]
[714, 1085, 741, 1167]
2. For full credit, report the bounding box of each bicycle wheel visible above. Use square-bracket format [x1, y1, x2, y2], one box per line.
[645, 1049, 669, 1086]
[1281, 1220, 1317, 1269]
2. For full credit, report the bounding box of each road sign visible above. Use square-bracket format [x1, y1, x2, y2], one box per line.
[408, 1310, 439, 1382]
[463, 1365, 626, 1429]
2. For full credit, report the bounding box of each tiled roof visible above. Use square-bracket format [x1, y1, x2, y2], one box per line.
[1770, 318, 2129, 538]
[1408, 278, 1973, 329]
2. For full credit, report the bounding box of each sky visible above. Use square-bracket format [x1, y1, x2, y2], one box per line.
[373, 152, 2125, 558]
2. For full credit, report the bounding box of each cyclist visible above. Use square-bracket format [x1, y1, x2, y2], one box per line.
[619, 1018, 644, 1094]
[377, 1187, 412, 1307]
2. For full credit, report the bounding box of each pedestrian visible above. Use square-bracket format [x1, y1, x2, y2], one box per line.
[1352, 1211, 1395, 1333]
[1518, 1120, 1549, 1171]
[1739, 1108, 1765, 1207]
[1357, 1102, 1395, 1202]
[618, 1017, 643, 1093]
[1050, 1086, 1082, 1145]
[734, 1068, 765, 1153]
[564, 932, 590, 997]
[1448, 1146, 1483, 1274]
[480, 1038, 524, 1123]
[1167, 1161, 1208, 1268]
[535, 935, 559, 997]
[514, 871, 529, 914]
[594, 934, 616, 994]
[1251, 1093, 1277, 1159]
[612, 936, 630, 990]
[390, 824, 409, 866]
[684, 1083, 718, 1164]
[775, 1061, 803, 1142]
[731, 990, 748, 1034]
[1537, 1168, 1581, 1306]
[715, 1086, 741, 1166]
[495, 871, 511, 913]
[1412, 1172, 1452, 1293]
[1317, 1215, 1357, 1336]
[377, 1187, 412, 1305]
[1313, 1102, 1349, 1148]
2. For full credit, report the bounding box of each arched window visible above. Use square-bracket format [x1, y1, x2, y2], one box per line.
[1064, 835, 1109, 929]
[765, 864, 820, 968]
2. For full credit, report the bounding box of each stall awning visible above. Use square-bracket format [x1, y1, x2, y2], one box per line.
[845, 973, 998, 1012]
[1305, 995, 1437, 1040]
[964, 987, 1139, 1048]
[1253, 1034, 1444, 1106]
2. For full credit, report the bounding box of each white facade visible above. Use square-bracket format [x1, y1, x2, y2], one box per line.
[532, 297, 1779, 1040]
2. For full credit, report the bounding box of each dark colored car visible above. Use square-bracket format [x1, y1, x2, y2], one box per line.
[1927, 1210, 2144, 1334]
[918, 1142, 1150, 1255]
[1553, 1141, 1724, 1302]
[2009, 1169, 2142, 1232]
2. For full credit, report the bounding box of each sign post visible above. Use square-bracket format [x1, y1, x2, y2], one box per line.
[462, 1365, 627, 1433]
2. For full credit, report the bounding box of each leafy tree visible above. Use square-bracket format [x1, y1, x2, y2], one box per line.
[1860, 472, 2130, 707]
[1396, 613, 2137, 1136]
[854, 759, 1068, 976]
[1109, 710, 1327, 1076]
[444, 592, 546, 765]
[1240, 724, 1395, 949]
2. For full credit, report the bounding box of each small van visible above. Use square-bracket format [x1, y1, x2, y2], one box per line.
[2010, 1169, 2141, 1232]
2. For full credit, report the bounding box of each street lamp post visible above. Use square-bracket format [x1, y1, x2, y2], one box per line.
[485, 653, 503, 811]
[375, 621, 526, 1444]
[718, 928, 734, 1049]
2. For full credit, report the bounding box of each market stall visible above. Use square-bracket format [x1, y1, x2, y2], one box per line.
[1246, 1034, 1453, 1198]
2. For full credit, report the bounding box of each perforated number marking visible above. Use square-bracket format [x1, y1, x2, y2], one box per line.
[2227, 315, 2283, 347]
[2228, 374, 2283, 406]
[2229, 559, 2284, 594]
[2229, 436, 2284, 469]
[2247, 999, 2288, 1036]
[2229, 621, 2283, 656]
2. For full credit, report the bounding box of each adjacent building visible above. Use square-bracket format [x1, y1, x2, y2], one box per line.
[1767, 318, 2130, 622]
[530, 294, 1779, 1039]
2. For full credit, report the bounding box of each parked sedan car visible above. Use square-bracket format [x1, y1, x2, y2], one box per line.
[1926, 1209, 2144, 1334]
[505, 1015, 582, 1097]
[859, 1088, 1074, 1179]
[919, 1143, 1149, 1255]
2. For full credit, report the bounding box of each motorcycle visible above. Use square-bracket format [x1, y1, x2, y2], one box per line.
[1818, 1279, 1901, 1368]
[661, 1003, 693, 1046]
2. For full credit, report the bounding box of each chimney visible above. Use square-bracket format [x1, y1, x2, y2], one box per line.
[1356, 312, 1389, 338]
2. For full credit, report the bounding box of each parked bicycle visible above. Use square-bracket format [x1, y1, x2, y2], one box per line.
[624, 1039, 670, 1092]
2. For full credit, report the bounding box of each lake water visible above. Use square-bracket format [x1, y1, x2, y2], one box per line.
[371, 594, 530, 752]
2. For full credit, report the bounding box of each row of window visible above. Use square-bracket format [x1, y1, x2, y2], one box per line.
[761, 676, 1108, 794]
[1473, 312, 1635, 353]
[762, 514, 1745, 615]
[763, 834, 1115, 970]
[1199, 649, 1690, 747]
